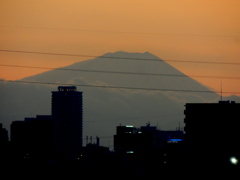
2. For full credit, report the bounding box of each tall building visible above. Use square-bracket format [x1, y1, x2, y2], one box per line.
[184, 101, 240, 178]
[52, 86, 83, 159]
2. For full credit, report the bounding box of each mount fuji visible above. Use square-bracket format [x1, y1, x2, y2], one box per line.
[2, 51, 238, 147]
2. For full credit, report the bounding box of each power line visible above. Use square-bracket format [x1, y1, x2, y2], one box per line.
[1, 64, 240, 80]
[1, 25, 239, 38]
[0, 49, 97, 59]
[1, 79, 239, 94]
[1, 49, 240, 65]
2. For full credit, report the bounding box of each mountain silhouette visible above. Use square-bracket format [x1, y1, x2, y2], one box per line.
[2, 51, 238, 148]
[23, 51, 215, 97]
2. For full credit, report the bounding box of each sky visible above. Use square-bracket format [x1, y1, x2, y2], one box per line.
[0, 0, 240, 96]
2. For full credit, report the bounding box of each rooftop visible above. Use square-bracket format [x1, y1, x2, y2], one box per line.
[58, 86, 77, 92]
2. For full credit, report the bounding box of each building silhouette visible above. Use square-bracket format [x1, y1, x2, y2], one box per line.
[0, 123, 8, 143]
[52, 86, 83, 159]
[114, 124, 184, 153]
[184, 101, 240, 179]
[7, 85, 240, 178]
[114, 124, 184, 178]
[0, 123, 9, 164]
[10, 115, 53, 163]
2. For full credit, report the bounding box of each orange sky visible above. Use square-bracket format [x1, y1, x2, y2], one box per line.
[0, 0, 240, 96]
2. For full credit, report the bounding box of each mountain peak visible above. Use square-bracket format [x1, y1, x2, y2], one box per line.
[22, 51, 216, 99]
[100, 51, 161, 60]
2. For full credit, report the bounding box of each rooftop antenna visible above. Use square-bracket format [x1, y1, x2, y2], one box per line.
[96, 136, 100, 147]
[146, 121, 150, 127]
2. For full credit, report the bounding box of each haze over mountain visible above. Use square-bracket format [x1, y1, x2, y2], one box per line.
[23, 51, 216, 98]
[1, 51, 239, 147]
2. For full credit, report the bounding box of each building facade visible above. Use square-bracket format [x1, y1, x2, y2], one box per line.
[114, 124, 184, 178]
[114, 124, 184, 153]
[10, 115, 53, 162]
[52, 86, 83, 158]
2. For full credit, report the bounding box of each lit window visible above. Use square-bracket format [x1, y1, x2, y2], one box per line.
[127, 151, 134, 154]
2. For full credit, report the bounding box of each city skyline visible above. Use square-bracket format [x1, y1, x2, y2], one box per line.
[1, 51, 240, 148]
[1, 3, 240, 176]
[1, 94, 239, 178]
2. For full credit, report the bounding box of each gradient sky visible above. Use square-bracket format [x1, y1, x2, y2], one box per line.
[0, 0, 240, 95]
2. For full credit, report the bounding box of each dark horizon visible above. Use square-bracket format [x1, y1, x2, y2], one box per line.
[1, 86, 240, 179]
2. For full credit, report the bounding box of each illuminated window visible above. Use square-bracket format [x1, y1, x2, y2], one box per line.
[126, 151, 134, 154]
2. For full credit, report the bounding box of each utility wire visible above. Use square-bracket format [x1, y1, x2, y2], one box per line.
[1, 25, 239, 38]
[1, 64, 240, 80]
[1, 79, 239, 94]
[1, 49, 240, 65]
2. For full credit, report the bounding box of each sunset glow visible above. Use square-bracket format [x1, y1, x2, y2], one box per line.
[0, 0, 240, 95]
